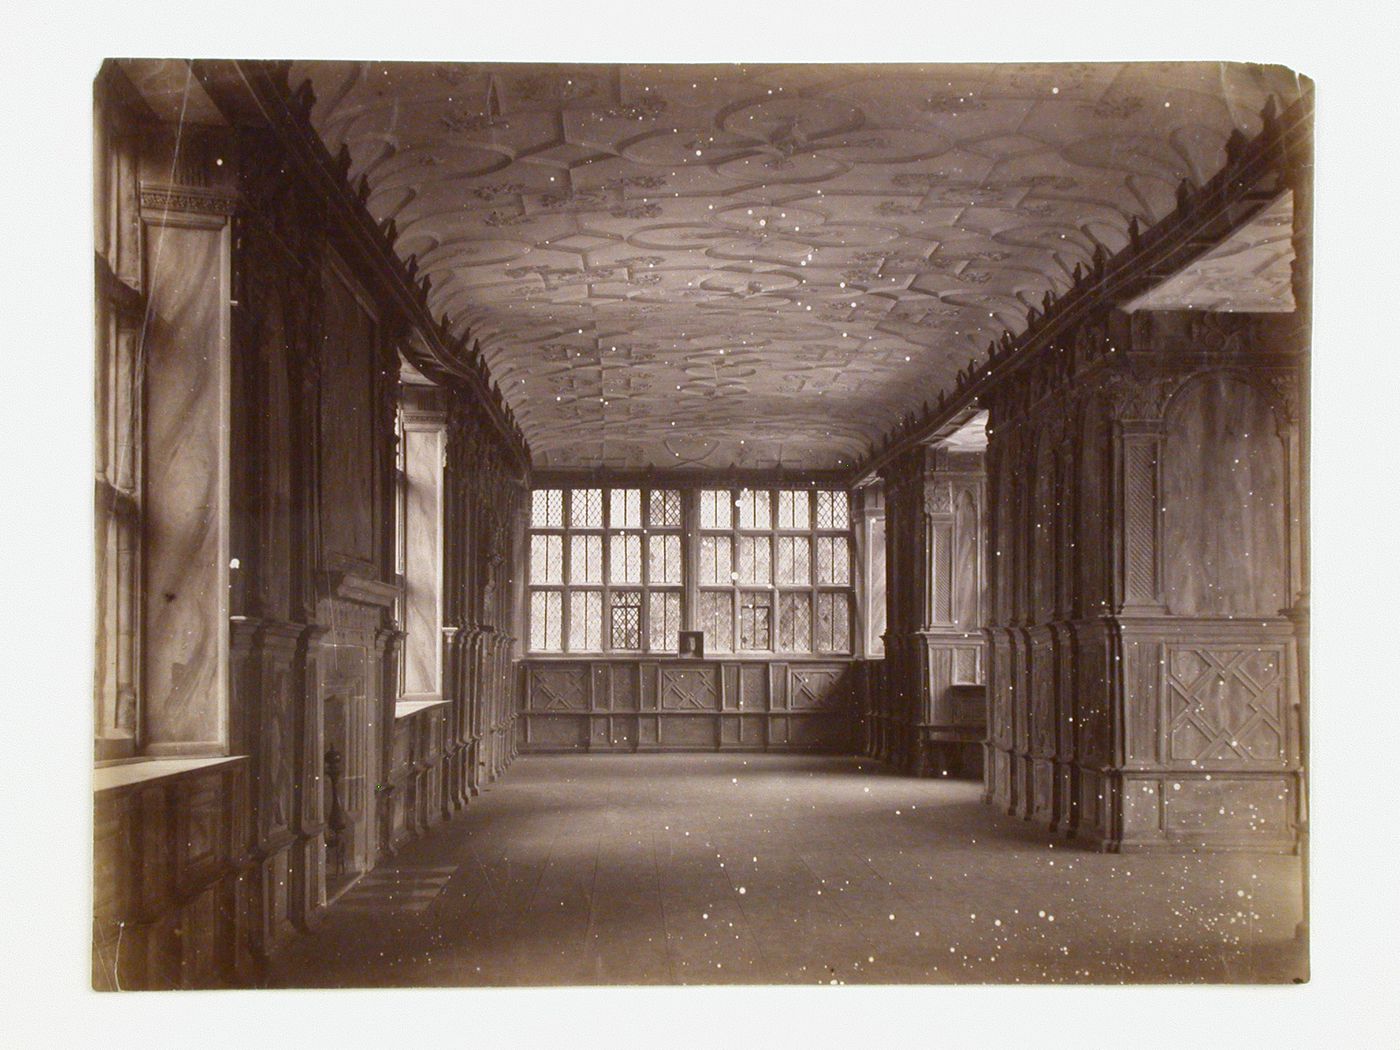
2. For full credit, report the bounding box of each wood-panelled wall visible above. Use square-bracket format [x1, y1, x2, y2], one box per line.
[869, 448, 988, 776]
[521, 658, 866, 753]
[93, 759, 252, 990]
[92, 63, 527, 988]
[981, 307, 1306, 852]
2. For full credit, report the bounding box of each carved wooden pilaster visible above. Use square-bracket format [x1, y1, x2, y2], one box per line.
[289, 623, 329, 931]
[1105, 372, 1169, 616]
[375, 625, 406, 854]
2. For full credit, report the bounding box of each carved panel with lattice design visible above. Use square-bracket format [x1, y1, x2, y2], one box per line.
[1164, 645, 1287, 764]
[660, 667, 718, 711]
[1123, 437, 1160, 606]
[788, 668, 846, 710]
[530, 667, 589, 711]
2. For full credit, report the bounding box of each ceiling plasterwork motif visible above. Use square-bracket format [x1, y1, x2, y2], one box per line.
[293, 61, 1303, 471]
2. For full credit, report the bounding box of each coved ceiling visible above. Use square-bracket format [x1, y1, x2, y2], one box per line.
[294, 61, 1303, 472]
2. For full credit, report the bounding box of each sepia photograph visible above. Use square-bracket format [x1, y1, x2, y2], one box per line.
[91, 54, 1313, 990]
[7, 1, 1398, 1045]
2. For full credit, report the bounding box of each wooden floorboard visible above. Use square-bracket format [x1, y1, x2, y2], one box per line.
[267, 754, 1306, 987]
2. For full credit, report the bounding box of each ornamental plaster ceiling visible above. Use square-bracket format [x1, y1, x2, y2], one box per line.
[293, 61, 1304, 472]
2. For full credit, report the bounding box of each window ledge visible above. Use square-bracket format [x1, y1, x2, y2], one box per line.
[396, 697, 449, 719]
[93, 755, 245, 793]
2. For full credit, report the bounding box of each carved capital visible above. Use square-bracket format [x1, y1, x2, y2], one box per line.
[1259, 370, 1302, 433]
[1100, 369, 1173, 423]
[923, 480, 952, 515]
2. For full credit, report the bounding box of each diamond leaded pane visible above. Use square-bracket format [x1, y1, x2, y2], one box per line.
[700, 489, 731, 530]
[738, 535, 771, 584]
[816, 536, 850, 585]
[779, 592, 812, 652]
[648, 591, 681, 651]
[610, 488, 641, 528]
[610, 590, 642, 649]
[530, 591, 561, 651]
[816, 490, 849, 529]
[775, 535, 810, 585]
[649, 489, 681, 527]
[699, 535, 732, 585]
[530, 534, 562, 583]
[738, 489, 771, 530]
[777, 490, 810, 529]
[699, 592, 732, 653]
[531, 489, 563, 528]
[570, 534, 602, 584]
[569, 590, 601, 651]
[648, 533, 682, 585]
[816, 592, 850, 652]
[740, 592, 772, 650]
[610, 533, 642, 583]
[571, 488, 603, 528]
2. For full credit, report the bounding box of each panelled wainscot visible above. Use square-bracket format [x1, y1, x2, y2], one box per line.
[521, 657, 868, 753]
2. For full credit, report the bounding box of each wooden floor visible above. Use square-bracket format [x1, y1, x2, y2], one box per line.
[267, 754, 1306, 986]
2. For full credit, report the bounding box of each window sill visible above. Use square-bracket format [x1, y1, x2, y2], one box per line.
[395, 697, 449, 719]
[93, 755, 245, 793]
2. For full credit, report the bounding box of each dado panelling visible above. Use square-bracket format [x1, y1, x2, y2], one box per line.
[521, 659, 863, 753]
[93, 759, 252, 991]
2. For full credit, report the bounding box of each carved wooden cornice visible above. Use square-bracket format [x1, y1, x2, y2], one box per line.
[851, 91, 1312, 486]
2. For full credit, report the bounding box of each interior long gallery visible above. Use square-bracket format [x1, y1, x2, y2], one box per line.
[92, 59, 1311, 988]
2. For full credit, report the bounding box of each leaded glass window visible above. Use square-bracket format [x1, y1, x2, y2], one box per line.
[610, 533, 642, 584]
[648, 533, 682, 585]
[610, 488, 641, 528]
[527, 485, 854, 655]
[531, 534, 562, 584]
[774, 535, 811, 585]
[531, 488, 563, 528]
[610, 590, 642, 649]
[815, 591, 851, 652]
[738, 535, 771, 585]
[700, 489, 731, 529]
[816, 535, 850, 585]
[740, 591, 772, 650]
[699, 591, 733, 653]
[816, 490, 849, 529]
[649, 489, 681, 527]
[570, 534, 602, 584]
[571, 487, 603, 528]
[778, 592, 812, 652]
[531, 591, 562, 651]
[699, 535, 733, 585]
[777, 489, 810, 529]
[569, 591, 602, 651]
[737, 488, 771, 530]
[649, 591, 681, 651]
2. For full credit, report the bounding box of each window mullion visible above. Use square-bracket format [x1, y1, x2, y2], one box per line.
[639, 488, 650, 651]
[730, 488, 739, 652]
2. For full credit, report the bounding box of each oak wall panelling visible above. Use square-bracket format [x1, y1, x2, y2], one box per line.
[521, 658, 865, 754]
[93, 758, 253, 990]
[872, 446, 988, 776]
[980, 307, 1306, 852]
